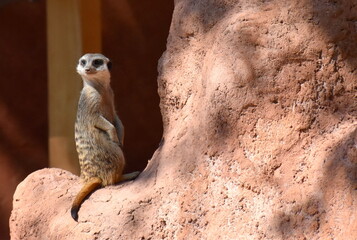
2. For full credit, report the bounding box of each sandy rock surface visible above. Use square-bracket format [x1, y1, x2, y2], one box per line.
[10, 0, 357, 239]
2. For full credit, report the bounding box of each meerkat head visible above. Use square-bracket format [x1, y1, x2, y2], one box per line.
[77, 53, 112, 82]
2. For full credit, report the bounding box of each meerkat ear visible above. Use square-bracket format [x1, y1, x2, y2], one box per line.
[107, 61, 112, 70]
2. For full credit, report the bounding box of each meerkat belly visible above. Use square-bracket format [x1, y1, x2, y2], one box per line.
[75, 123, 125, 186]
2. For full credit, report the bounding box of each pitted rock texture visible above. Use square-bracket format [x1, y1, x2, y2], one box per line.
[10, 0, 357, 239]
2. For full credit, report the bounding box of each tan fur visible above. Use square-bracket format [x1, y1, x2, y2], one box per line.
[71, 53, 139, 221]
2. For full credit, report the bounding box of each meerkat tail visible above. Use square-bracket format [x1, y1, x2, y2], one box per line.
[71, 177, 102, 221]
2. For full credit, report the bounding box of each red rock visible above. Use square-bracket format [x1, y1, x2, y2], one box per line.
[10, 0, 357, 239]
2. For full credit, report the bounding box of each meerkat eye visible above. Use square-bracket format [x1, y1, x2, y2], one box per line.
[80, 59, 86, 66]
[93, 59, 104, 67]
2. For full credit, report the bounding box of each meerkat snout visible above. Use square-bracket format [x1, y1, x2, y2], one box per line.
[85, 67, 96, 74]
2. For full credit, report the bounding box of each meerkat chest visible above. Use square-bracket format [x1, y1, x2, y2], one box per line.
[76, 86, 115, 131]
[77, 88, 101, 120]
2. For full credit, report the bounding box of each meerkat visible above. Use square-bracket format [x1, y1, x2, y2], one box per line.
[71, 53, 140, 221]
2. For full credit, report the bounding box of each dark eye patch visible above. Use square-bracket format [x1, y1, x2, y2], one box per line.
[92, 59, 104, 67]
[80, 59, 86, 66]
[107, 61, 112, 70]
